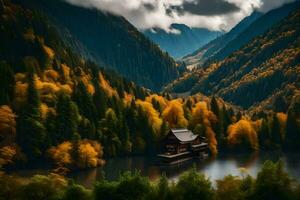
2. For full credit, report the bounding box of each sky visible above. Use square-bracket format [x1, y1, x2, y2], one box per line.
[64, 0, 295, 32]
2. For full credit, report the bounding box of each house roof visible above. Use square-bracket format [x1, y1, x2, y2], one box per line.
[171, 128, 198, 142]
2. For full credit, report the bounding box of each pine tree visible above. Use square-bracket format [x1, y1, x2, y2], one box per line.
[259, 118, 270, 150]
[73, 81, 97, 124]
[17, 61, 46, 160]
[55, 91, 80, 143]
[284, 101, 300, 150]
[92, 76, 107, 119]
[211, 97, 223, 144]
[0, 61, 15, 105]
[270, 113, 282, 148]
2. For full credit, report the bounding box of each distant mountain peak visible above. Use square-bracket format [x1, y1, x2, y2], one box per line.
[144, 24, 223, 58]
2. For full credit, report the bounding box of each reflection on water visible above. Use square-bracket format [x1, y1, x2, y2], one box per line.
[11, 152, 300, 188]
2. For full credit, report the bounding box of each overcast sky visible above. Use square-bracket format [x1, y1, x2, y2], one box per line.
[64, 0, 295, 32]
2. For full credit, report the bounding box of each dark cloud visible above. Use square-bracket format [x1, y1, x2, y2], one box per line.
[171, 0, 240, 16]
[63, 0, 266, 31]
[143, 3, 156, 11]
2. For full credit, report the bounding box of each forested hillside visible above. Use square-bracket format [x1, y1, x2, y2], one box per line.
[182, 11, 262, 67]
[166, 6, 300, 112]
[184, 1, 300, 68]
[1, 0, 300, 175]
[14, 0, 179, 91]
[144, 24, 222, 58]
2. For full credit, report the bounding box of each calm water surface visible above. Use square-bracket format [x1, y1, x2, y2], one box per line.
[11, 152, 300, 188]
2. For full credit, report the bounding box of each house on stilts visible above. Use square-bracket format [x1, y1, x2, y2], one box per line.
[157, 128, 209, 165]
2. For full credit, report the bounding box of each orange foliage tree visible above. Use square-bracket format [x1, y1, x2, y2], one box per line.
[136, 100, 162, 135]
[48, 140, 105, 173]
[162, 100, 188, 128]
[0, 145, 16, 169]
[48, 141, 73, 174]
[0, 105, 16, 146]
[227, 119, 259, 151]
[191, 102, 218, 155]
[77, 139, 105, 169]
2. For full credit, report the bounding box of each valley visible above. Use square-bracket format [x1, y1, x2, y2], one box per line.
[0, 0, 300, 199]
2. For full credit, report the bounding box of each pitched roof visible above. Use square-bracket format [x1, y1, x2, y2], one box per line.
[171, 128, 198, 142]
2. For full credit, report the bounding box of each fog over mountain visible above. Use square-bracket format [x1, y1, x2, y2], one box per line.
[64, 0, 296, 32]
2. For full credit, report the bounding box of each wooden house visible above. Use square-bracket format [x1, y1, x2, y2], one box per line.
[157, 128, 208, 165]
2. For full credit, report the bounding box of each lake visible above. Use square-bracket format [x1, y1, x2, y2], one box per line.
[11, 152, 300, 188]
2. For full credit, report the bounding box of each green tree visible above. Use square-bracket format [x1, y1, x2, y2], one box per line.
[284, 101, 300, 150]
[0, 61, 14, 106]
[270, 113, 282, 148]
[63, 184, 91, 200]
[252, 161, 294, 200]
[17, 62, 46, 160]
[211, 97, 223, 144]
[155, 173, 171, 200]
[98, 108, 121, 157]
[258, 118, 270, 150]
[55, 92, 80, 143]
[93, 180, 118, 200]
[174, 167, 214, 200]
[73, 81, 97, 124]
[116, 171, 151, 200]
[20, 174, 66, 200]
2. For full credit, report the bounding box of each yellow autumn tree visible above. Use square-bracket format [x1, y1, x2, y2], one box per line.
[77, 140, 105, 169]
[99, 72, 118, 97]
[277, 112, 287, 139]
[145, 94, 168, 110]
[0, 105, 16, 146]
[0, 145, 16, 169]
[48, 142, 73, 174]
[162, 100, 188, 128]
[191, 102, 218, 155]
[227, 119, 259, 151]
[136, 100, 162, 134]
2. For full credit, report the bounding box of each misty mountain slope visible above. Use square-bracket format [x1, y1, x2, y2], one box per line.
[182, 11, 262, 67]
[16, 0, 179, 91]
[184, 1, 300, 68]
[144, 24, 222, 58]
[210, 1, 300, 62]
[166, 7, 300, 111]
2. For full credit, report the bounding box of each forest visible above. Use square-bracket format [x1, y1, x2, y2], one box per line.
[0, 0, 300, 176]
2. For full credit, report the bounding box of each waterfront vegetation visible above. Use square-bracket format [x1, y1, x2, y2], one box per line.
[1, 0, 300, 175]
[1, 160, 300, 200]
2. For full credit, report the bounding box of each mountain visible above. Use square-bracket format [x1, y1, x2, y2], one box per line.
[144, 24, 222, 59]
[15, 0, 179, 91]
[210, 1, 300, 62]
[184, 1, 300, 68]
[182, 11, 262, 67]
[165, 6, 300, 112]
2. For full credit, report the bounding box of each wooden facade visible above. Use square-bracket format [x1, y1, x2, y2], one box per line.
[158, 129, 208, 165]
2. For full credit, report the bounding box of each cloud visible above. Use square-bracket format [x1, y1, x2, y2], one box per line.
[63, 0, 295, 32]
[170, 0, 240, 16]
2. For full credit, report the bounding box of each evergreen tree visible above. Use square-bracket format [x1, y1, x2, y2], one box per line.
[284, 101, 300, 150]
[17, 61, 46, 160]
[99, 108, 121, 157]
[211, 97, 223, 145]
[0, 61, 14, 105]
[55, 92, 80, 143]
[92, 76, 107, 119]
[45, 111, 57, 147]
[73, 81, 97, 124]
[270, 113, 282, 148]
[259, 118, 270, 150]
